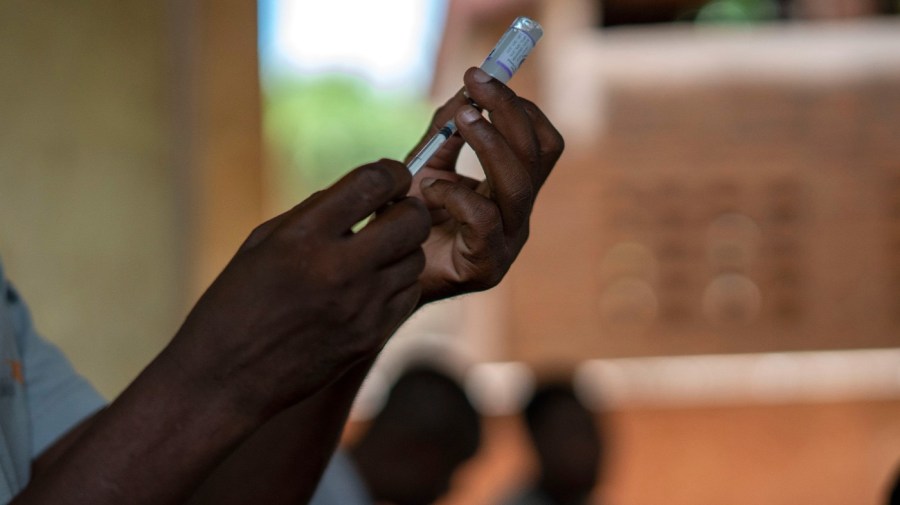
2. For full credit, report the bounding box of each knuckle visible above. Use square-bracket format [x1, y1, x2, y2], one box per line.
[242, 223, 270, 249]
[352, 166, 396, 210]
[475, 202, 502, 228]
[549, 129, 566, 155]
[354, 163, 397, 194]
[520, 223, 531, 244]
[467, 211, 500, 243]
[496, 87, 520, 109]
[305, 189, 326, 205]
[518, 98, 566, 157]
[272, 220, 313, 248]
[517, 138, 542, 168]
[456, 182, 482, 206]
[519, 97, 538, 111]
[509, 182, 536, 210]
[248, 222, 269, 240]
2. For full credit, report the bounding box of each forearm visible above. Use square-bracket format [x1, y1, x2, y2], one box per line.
[13, 158, 432, 504]
[14, 348, 264, 505]
[185, 358, 376, 505]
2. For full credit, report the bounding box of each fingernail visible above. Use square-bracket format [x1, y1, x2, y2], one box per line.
[459, 106, 481, 125]
[461, 90, 482, 109]
[421, 177, 437, 188]
[472, 68, 492, 83]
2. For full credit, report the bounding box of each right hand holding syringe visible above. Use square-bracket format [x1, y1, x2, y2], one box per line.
[406, 17, 543, 176]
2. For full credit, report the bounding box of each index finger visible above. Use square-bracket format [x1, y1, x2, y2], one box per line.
[285, 160, 412, 236]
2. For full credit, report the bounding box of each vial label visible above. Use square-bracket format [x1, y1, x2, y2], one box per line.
[481, 29, 537, 83]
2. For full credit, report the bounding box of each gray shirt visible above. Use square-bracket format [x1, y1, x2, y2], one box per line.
[0, 260, 105, 503]
[309, 450, 373, 505]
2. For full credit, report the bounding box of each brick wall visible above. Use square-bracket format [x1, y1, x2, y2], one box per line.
[508, 21, 900, 364]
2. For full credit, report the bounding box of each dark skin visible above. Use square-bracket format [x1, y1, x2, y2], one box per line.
[14, 67, 564, 504]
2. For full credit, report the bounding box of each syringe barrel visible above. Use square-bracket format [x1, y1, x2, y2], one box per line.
[479, 16, 543, 84]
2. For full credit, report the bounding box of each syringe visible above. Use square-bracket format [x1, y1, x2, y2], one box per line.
[407, 16, 544, 176]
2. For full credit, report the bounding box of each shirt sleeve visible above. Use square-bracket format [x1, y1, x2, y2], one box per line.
[5, 284, 106, 459]
[309, 450, 373, 505]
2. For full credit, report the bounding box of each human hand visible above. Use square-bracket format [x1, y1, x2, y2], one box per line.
[406, 67, 565, 304]
[167, 160, 430, 418]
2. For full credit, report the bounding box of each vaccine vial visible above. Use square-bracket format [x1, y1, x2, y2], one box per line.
[407, 16, 544, 175]
[479, 17, 544, 84]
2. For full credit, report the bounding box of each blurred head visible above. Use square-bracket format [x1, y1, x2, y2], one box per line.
[352, 365, 481, 505]
[524, 382, 602, 503]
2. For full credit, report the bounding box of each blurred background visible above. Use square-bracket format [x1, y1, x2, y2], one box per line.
[2, 0, 900, 503]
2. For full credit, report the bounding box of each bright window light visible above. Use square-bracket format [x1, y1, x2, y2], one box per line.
[261, 0, 447, 92]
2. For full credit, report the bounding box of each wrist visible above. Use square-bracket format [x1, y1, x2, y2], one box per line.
[148, 342, 269, 434]
[17, 345, 271, 505]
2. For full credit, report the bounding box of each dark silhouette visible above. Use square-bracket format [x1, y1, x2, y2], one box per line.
[504, 382, 603, 505]
[311, 365, 481, 505]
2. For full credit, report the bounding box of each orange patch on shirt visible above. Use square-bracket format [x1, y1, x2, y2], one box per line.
[7, 360, 23, 385]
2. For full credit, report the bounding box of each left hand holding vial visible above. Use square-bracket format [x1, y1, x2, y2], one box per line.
[406, 67, 565, 304]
